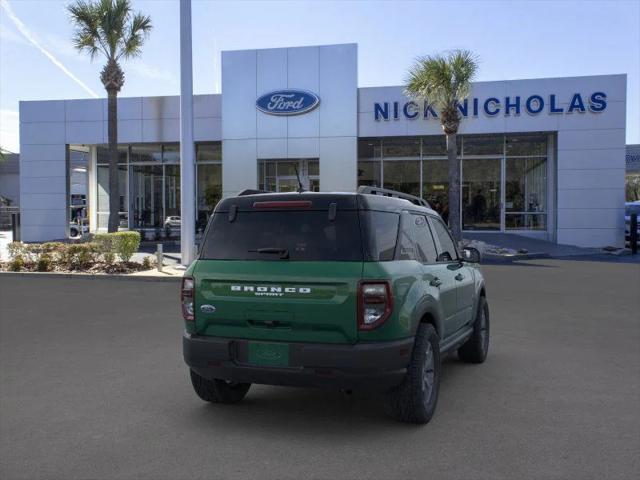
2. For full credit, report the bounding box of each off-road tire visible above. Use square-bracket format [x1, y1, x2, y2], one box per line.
[385, 323, 441, 424]
[458, 296, 490, 364]
[189, 369, 251, 404]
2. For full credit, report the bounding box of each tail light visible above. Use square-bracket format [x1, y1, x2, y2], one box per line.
[358, 281, 393, 330]
[181, 276, 195, 322]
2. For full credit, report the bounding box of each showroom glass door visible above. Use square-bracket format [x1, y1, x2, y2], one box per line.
[461, 158, 502, 230]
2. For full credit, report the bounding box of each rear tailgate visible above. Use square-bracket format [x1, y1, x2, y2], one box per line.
[194, 261, 362, 344]
[194, 195, 365, 345]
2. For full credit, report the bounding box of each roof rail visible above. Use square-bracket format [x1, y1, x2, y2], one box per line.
[357, 186, 430, 208]
[238, 189, 269, 196]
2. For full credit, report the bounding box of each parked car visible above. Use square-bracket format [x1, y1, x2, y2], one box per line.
[164, 216, 181, 229]
[625, 201, 640, 245]
[181, 187, 489, 424]
[69, 221, 89, 238]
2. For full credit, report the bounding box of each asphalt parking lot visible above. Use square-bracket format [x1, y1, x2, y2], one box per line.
[1, 259, 639, 480]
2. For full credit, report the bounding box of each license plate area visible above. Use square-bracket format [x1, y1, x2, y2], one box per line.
[248, 342, 290, 367]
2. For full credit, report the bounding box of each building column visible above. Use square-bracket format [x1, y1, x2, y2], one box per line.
[179, 0, 195, 265]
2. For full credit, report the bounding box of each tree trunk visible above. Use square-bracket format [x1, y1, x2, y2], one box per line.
[107, 90, 119, 233]
[447, 132, 462, 242]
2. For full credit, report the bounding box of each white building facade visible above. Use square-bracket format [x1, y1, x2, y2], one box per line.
[19, 43, 627, 247]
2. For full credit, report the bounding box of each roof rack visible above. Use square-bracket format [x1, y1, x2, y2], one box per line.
[357, 186, 430, 208]
[238, 189, 269, 196]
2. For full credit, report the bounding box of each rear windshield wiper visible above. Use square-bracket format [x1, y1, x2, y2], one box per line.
[248, 247, 290, 259]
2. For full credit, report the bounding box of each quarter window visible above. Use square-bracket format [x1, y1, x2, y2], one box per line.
[430, 218, 458, 262]
[412, 215, 438, 263]
[396, 214, 416, 261]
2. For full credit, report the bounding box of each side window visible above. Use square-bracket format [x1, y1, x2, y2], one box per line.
[363, 211, 400, 261]
[430, 217, 458, 262]
[396, 213, 416, 261]
[412, 214, 438, 263]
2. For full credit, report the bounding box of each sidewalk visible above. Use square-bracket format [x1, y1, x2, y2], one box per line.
[0, 230, 12, 262]
[464, 232, 639, 263]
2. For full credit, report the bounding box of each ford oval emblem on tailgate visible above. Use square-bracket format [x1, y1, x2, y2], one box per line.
[200, 304, 216, 313]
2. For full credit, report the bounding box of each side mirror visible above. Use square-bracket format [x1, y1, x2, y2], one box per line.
[462, 247, 481, 264]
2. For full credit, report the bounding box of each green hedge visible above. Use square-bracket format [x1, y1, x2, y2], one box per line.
[112, 231, 140, 262]
[5, 231, 141, 270]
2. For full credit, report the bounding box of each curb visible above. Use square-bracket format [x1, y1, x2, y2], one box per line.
[0, 271, 182, 282]
[482, 252, 551, 263]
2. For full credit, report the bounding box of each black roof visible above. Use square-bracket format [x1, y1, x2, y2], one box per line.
[215, 191, 437, 215]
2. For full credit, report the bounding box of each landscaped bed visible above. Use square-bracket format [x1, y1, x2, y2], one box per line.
[0, 232, 155, 274]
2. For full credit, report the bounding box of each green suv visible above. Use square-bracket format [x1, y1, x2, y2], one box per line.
[182, 187, 489, 424]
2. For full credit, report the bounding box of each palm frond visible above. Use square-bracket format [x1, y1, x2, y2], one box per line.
[67, 0, 153, 67]
[405, 49, 478, 111]
[118, 13, 152, 60]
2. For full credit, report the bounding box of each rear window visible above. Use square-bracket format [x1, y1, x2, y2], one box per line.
[201, 210, 363, 261]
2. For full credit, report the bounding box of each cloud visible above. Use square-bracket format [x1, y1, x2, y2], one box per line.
[128, 61, 178, 86]
[0, 22, 29, 47]
[0, 109, 19, 153]
[0, 0, 99, 98]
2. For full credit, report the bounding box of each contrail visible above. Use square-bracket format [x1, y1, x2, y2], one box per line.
[1, 0, 100, 98]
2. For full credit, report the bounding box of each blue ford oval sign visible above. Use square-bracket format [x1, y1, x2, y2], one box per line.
[256, 90, 320, 116]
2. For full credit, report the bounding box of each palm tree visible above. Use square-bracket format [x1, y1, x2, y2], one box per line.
[68, 0, 152, 232]
[405, 50, 478, 242]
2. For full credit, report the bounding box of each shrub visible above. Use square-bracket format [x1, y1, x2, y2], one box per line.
[103, 251, 115, 265]
[113, 231, 140, 262]
[141, 256, 153, 269]
[8, 254, 25, 271]
[63, 243, 99, 270]
[36, 253, 53, 272]
[94, 233, 114, 252]
[7, 242, 26, 260]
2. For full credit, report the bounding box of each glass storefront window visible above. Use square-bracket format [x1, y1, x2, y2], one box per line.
[357, 161, 381, 187]
[358, 139, 380, 160]
[381, 137, 420, 158]
[505, 157, 547, 230]
[383, 160, 420, 198]
[130, 164, 163, 228]
[97, 145, 127, 164]
[164, 164, 181, 224]
[421, 136, 448, 157]
[97, 164, 128, 229]
[130, 144, 162, 163]
[506, 133, 547, 156]
[505, 214, 546, 230]
[463, 135, 503, 156]
[195, 143, 222, 233]
[163, 144, 180, 163]
[196, 163, 221, 232]
[462, 158, 501, 230]
[423, 159, 449, 222]
[197, 143, 222, 162]
[258, 159, 318, 192]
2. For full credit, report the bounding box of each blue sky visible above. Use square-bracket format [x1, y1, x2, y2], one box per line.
[1, 0, 638, 152]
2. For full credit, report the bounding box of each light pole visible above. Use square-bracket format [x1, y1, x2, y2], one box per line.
[179, 0, 195, 265]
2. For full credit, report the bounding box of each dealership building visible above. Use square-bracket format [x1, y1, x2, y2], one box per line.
[19, 43, 627, 247]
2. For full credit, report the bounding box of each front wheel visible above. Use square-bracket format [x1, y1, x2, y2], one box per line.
[189, 369, 251, 404]
[385, 323, 441, 424]
[458, 296, 490, 364]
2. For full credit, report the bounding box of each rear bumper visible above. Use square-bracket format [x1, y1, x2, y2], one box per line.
[183, 333, 414, 392]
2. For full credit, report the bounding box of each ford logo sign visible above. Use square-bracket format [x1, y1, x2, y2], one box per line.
[256, 89, 320, 116]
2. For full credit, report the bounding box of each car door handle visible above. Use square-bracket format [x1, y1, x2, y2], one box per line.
[455, 273, 465, 281]
[429, 277, 442, 287]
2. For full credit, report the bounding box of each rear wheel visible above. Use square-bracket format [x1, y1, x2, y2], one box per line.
[458, 296, 490, 364]
[189, 369, 251, 404]
[385, 323, 441, 424]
